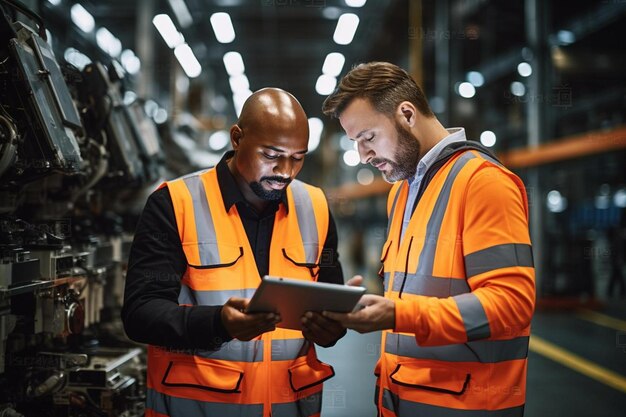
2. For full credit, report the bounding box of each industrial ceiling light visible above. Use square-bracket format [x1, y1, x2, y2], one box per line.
[71, 4, 95, 33]
[322, 52, 345, 77]
[223, 51, 245, 75]
[466, 71, 484, 87]
[229, 74, 250, 94]
[210, 12, 236, 44]
[457, 82, 476, 98]
[96, 27, 122, 57]
[333, 13, 359, 45]
[121, 50, 141, 75]
[480, 131, 496, 147]
[345, 0, 367, 7]
[517, 62, 532, 77]
[315, 74, 337, 95]
[308, 118, 323, 152]
[168, 0, 193, 28]
[153, 14, 184, 49]
[174, 43, 202, 78]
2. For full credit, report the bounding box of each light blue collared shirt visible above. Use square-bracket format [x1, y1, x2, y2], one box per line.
[400, 128, 467, 240]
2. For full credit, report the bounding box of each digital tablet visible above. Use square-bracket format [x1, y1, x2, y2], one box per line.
[246, 276, 366, 330]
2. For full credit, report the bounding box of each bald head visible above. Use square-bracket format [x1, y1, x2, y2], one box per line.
[237, 88, 308, 136]
[227, 88, 310, 211]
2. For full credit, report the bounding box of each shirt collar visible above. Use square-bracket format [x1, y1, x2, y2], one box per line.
[216, 150, 289, 213]
[414, 127, 466, 179]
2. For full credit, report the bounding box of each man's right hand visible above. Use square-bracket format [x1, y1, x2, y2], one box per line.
[221, 297, 281, 341]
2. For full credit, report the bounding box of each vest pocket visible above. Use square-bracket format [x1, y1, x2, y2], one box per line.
[281, 246, 320, 278]
[161, 359, 243, 393]
[389, 363, 470, 395]
[288, 358, 335, 392]
[186, 245, 243, 269]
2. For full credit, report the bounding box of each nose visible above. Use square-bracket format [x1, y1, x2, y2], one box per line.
[273, 157, 294, 178]
[357, 141, 374, 164]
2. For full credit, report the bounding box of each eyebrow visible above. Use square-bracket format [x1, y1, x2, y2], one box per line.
[353, 129, 372, 140]
[263, 145, 308, 154]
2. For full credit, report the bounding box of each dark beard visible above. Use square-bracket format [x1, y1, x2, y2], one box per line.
[249, 176, 291, 200]
[372, 121, 421, 182]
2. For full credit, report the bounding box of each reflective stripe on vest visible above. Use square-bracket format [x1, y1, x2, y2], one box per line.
[147, 388, 321, 417]
[384, 333, 528, 363]
[386, 271, 470, 297]
[182, 175, 220, 265]
[413, 152, 475, 280]
[147, 388, 262, 417]
[381, 389, 524, 417]
[290, 180, 320, 265]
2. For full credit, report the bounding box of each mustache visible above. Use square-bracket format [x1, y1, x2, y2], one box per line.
[261, 176, 291, 184]
[370, 158, 393, 167]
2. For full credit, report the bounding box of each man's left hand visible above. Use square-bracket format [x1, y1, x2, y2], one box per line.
[301, 312, 346, 347]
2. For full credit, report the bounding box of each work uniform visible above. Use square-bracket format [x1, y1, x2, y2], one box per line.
[123, 152, 342, 417]
[377, 142, 535, 416]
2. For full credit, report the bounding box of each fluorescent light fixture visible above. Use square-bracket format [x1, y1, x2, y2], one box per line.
[153, 14, 184, 49]
[479, 130, 496, 147]
[168, 0, 193, 28]
[154, 108, 168, 124]
[144, 100, 159, 117]
[547, 190, 567, 213]
[233, 90, 252, 117]
[357, 168, 374, 185]
[209, 130, 230, 150]
[345, 0, 367, 7]
[322, 7, 341, 20]
[223, 51, 245, 75]
[614, 188, 626, 208]
[123, 91, 137, 106]
[121, 49, 141, 74]
[343, 150, 360, 166]
[315, 74, 337, 95]
[47, 0, 61, 7]
[64, 48, 91, 70]
[71, 4, 95, 33]
[517, 62, 532, 77]
[96, 27, 122, 57]
[229, 74, 250, 93]
[557, 30, 575, 45]
[322, 52, 345, 77]
[510, 81, 525, 97]
[174, 43, 202, 78]
[333, 13, 359, 45]
[307, 117, 323, 152]
[210, 12, 235, 44]
[457, 82, 475, 98]
[466, 71, 484, 87]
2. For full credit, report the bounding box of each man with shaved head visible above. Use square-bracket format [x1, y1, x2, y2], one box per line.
[123, 88, 345, 417]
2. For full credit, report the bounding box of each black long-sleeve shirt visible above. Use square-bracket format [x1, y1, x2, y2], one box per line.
[122, 152, 343, 350]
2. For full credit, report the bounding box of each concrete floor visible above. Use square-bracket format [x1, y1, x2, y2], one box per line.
[317, 303, 626, 416]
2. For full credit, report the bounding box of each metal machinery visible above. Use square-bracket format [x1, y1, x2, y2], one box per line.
[0, 1, 174, 415]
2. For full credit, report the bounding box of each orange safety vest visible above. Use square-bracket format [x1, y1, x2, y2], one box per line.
[145, 167, 335, 417]
[377, 147, 535, 416]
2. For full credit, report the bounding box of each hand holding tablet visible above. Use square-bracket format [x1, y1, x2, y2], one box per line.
[246, 276, 366, 330]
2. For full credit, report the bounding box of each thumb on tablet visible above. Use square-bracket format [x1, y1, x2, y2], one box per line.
[225, 297, 249, 311]
[346, 275, 363, 287]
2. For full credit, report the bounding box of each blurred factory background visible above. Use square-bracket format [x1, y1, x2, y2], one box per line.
[0, 0, 624, 416]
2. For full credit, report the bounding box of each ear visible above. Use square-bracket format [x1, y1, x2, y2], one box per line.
[396, 101, 417, 127]
[230, 124, 243, 150]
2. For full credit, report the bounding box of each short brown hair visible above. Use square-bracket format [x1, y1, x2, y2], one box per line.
[322, 62, 434, 119]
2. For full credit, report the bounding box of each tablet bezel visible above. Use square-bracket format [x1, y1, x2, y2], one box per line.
[246, 275, 366, 330]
